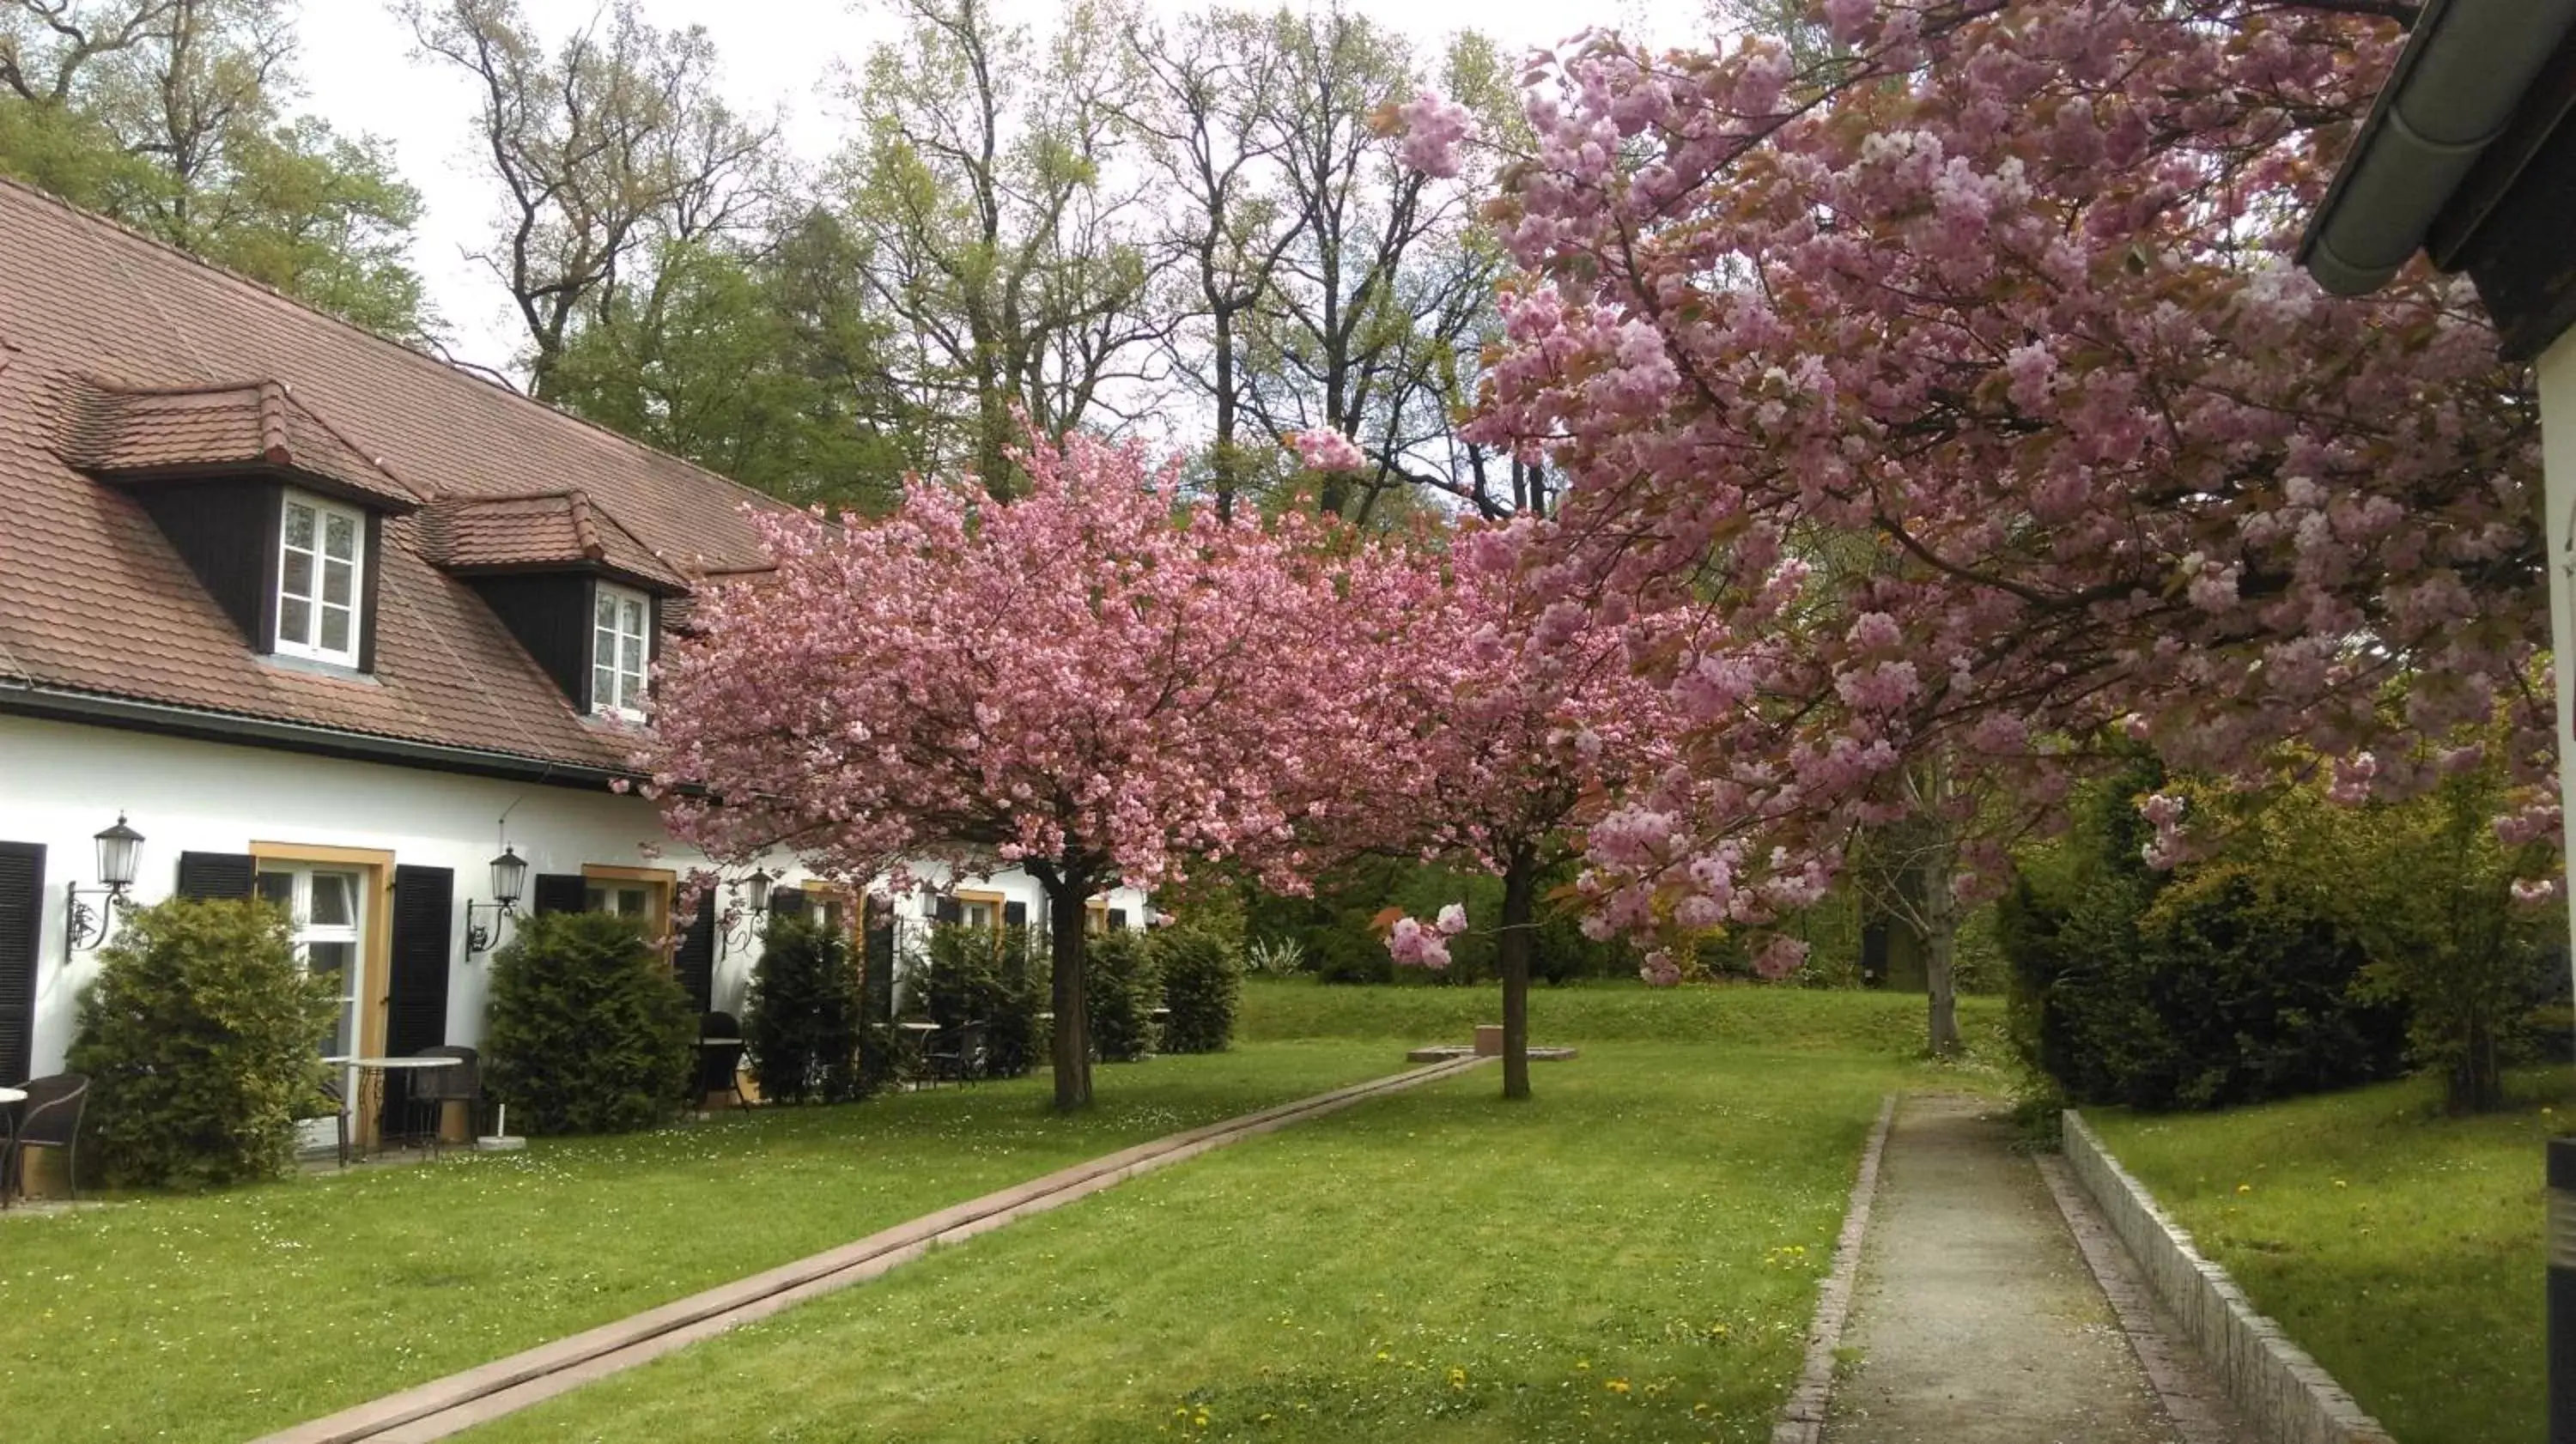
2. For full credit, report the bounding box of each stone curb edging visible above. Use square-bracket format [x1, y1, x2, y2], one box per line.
[2061, 1110, 2397, 1444]
[1771, 1092, 1898, 1444]
[258, 1055, 1493, 1444]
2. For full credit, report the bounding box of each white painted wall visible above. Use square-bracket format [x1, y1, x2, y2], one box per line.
[2540, 333, 2576, 994]
[0, 713, 1149, 1076]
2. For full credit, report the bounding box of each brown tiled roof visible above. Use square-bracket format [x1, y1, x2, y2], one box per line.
[421, 491, 692, 592]
[60, 376, 422, 510]
[0, 178, 787, 774]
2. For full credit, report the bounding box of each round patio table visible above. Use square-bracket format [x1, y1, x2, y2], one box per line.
[323, 1056, 461, 1156]
[0, 1085, 23, 1208]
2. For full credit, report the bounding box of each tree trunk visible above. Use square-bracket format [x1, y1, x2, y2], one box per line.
[1499, 848, 1536, 1101]
[1921, 909, 1962, 1058]
[1045, 877, 1094, 1110]
[1212, 313, 1237, 522]
[2448, 1010, 2502, 1113]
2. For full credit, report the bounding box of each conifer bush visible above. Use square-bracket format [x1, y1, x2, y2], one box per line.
[70, 896, 339, 1189]
[1084, 928, 1161, 1061]
[744, 913, 866, 1104]
[483, 911, 694, 1134]
[1154, 925, 1240, 1053]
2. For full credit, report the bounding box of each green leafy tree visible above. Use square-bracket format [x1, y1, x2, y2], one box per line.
[548, 220, 914, 512]
[483, 911, 695, 1134]
[69, 895, 337, 1190]
[0, 0, 431, 338]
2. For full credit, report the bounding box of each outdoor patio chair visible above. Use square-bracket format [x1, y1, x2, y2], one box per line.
[924, 1021, 988, 1085]
[695, 1012, 750, 1113]
[300, 1077, 349, 1168]
[8, 1072, 88, 1202]
[407, 1047, 480, 1157]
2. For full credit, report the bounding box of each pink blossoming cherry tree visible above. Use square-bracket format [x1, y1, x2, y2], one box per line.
[1426, 2, 2549, 979]
[644, 434, 1382, 1109]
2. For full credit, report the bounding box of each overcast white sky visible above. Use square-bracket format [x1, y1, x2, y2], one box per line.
[290, 0, 1681, 383]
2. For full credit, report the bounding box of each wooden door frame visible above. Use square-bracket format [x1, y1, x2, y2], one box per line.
[252, 840, 397, 1147]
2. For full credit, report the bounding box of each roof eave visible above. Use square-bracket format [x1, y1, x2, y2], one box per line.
[2297, 0, 2576, 296]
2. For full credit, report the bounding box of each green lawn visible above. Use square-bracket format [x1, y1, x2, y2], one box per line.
[2089, 1066, 2569, 1444]
[0, 1043, 1397, 1442]
[463, 986, 1993, 1443]
[0, 981, 1990, 1443]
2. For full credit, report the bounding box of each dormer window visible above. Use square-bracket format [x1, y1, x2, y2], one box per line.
[275, 489, 366, 667]
[592, 581, 651, 719]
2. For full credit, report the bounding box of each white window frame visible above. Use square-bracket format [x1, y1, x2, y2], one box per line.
[592, 581, 653, 720]
[274, 488, 366, 667]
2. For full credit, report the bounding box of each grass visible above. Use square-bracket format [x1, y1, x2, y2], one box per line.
[0, 1043, 1398, 1442]
[0, 980, 1991, 1442]
[467, 1042, 1925, 1444]
[2089, 1065, 2569, 1444]
[458, 984, 1994, 1443]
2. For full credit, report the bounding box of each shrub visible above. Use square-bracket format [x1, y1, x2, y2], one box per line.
[913, 922, 1042, 1077]
[1155, 925, 1241, 1053]
[744, 914, 866, 1104]
[1084, 928, 1161, 1061]
[484, 911, 695, 1134]
[70, 897, 339, 1189]
[2001, 761, 2409, 1112]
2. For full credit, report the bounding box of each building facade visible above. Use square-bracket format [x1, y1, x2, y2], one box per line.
[0, 179, 1141, 1101]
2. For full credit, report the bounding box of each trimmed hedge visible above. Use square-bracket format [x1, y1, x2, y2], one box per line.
[484, 911, 696, 1134]
[70, 896, 339, 1189]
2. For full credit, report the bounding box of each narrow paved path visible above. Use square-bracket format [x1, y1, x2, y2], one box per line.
[1821, 1094, 2190, 1444]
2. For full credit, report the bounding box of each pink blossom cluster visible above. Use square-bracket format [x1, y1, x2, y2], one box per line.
[1385, 903, 1471, 969]
[1394, 91, 1474, 179]
[1289, 428, 1366, 474]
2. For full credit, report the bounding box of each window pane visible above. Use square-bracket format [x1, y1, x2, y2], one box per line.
[284, 503, 314, 550]
[596, 591, 617, 629]
[620, 631, 645, 676]
[319, 606, 350, 654]
[322, 558, 352, 607]
[280, 597, 312, 645]
[593, 665, 617, 709]
[585, 886, 609, 912]
[618, 887, 648, 916]
[256, 872, 294, 908]
[283, 549, 313, 601]
[324, 511, 355, 560]
[309, 873, 355, 927]
[622, 598, 646, 635]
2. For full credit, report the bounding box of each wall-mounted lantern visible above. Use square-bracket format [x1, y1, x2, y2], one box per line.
[720, 868, 773, 956]
[465, 845, 528, 957]
[64, 813, 143, 963]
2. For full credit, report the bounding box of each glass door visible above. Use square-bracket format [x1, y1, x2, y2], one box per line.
[258, 865, 364, 1152]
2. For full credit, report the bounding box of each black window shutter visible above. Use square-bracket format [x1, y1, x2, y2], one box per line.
[386, 865, 453, 1054]
[934, 896, 963, 925]
[674, 903, 715, 1012]
[176, 851, 256, 900]
[1109, 907, 1129, 931]
[532, 873, 588, 915]
[770, 886, 811, 922]
[862, 900, 896, 1024]
[0, 842, 44, 1086]
[1002, 901, 1028, 928]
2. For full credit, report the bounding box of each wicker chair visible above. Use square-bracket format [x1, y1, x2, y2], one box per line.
[694, 1012, 749, 1112]
[8, 1072, 89, 1202]
[405, 1047, 480, 1157]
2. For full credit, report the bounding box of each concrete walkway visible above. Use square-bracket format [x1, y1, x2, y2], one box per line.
[1822, 1095, 2223, 1444]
